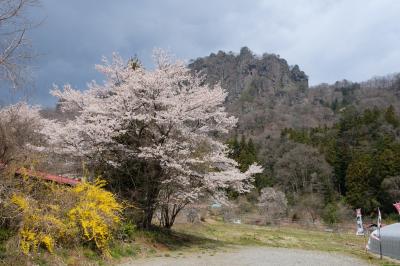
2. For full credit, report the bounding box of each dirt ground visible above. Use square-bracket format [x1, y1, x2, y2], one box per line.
[120, 246, 369, 266]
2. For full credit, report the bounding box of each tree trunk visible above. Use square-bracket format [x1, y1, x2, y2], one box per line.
[160, 202, 187, 229]
[141, 207, 154, 229]
[139, 160, 162, 229]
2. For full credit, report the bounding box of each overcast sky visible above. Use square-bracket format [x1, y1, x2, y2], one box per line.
[8, 0, 400, 106]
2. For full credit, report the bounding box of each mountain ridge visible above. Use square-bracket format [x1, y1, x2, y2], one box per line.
[189, 47, 400, 140]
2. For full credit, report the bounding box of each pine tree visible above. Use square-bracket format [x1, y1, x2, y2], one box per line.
[385, 105, 399, 127]
[345, 153, 377, 212]
[247, 138, 256, 156]
[227, 135, 240, 161]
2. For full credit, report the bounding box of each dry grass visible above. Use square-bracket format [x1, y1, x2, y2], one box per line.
[172, 221, 399, 266]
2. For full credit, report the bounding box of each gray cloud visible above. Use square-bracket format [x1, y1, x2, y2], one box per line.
[18, 0, 400, 105]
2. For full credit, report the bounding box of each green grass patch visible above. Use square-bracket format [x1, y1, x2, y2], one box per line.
[82, 248, 101, 261]
[110, 243, 140, 259]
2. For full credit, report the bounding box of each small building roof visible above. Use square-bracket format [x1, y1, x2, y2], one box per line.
[1, 161, 80, 186]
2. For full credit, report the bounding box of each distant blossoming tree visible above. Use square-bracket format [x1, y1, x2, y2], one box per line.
[257, 187, 287, 225]
[0, 102, 43, 164]
[42, 49, 262, 228]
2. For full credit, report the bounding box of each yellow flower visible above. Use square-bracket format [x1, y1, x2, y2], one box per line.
[40, 235, 54, 253]
[11, 194, 29, 210]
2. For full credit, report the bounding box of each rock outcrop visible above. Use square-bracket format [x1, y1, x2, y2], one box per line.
[189, 47, 333, 139]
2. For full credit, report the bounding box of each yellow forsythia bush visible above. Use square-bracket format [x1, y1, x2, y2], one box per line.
[11, 193, 68, 254]
[69, 179, 123, 254]
[10, 179, 123, 256]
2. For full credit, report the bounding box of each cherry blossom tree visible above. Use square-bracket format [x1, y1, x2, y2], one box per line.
[257, 187, 287, 225]
[42, 49, 262, 228]
[0, 102, 43, 164]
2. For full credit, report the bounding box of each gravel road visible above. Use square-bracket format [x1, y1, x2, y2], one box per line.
[120, 247, 369, 266]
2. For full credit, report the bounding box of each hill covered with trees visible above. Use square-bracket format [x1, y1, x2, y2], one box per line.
[190, 47, 400, 217]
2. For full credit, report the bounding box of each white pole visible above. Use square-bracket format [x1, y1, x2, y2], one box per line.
[378, 225, 382, 259]
[378, 208, 382, 259]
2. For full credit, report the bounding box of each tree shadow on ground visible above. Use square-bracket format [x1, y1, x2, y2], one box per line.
[135, 226, 223, 251]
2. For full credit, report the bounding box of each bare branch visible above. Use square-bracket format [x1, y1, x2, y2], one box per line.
[0, 0, 40, 91]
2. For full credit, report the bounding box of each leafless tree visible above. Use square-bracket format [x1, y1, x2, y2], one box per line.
[0, 0, 39, 90]
[292, 193, 323, 224]
[274, 144, 332, 196]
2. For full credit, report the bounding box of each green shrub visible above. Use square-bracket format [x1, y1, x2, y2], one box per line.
[119, 221, 137, 240]
[322, 203, 338, 225]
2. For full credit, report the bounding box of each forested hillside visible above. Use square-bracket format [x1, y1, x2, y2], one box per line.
[190, 47, 400, 217]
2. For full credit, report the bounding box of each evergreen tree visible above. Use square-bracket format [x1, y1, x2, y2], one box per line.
[227, 135, 240, 161]
[331, 99, 339, 112]
[238, 137, 257, 172]
[385, 105, 399, 127]
[345, 153, 378, 213]
[227, 135, 269, 190]
[247, 138, 256, 156]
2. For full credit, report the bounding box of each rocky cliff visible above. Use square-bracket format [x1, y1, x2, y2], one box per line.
[189, 47, 334, 139]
